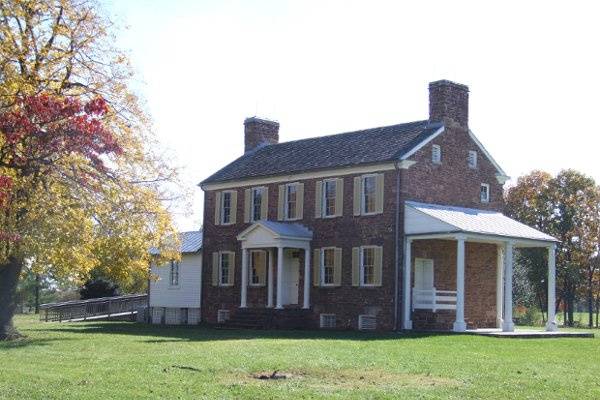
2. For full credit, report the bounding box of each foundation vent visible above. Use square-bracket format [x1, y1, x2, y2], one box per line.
[358, 315, 377, 331]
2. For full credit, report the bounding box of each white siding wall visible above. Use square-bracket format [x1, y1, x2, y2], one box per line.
[149, 252, 202, 308]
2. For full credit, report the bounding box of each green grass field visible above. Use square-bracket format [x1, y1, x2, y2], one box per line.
[1, 315, 599, 399]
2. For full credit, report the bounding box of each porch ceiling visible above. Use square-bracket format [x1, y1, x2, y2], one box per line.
[405, 201, 558, 247]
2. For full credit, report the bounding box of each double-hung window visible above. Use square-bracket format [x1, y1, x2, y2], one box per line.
[221, 192, 232, 224]
[362, 176, 376, 214]
[169, 260, 179, 286]
[321, 248, 335, 286]
[251, 188, 262, 222]
[220, 252, 231, 286]
[323, 180, 337, 217]
[361, 247, 376, 286]
[468, 150, 478, 169]
[286, 184, 297, 220]
[432, 144, 442, 164]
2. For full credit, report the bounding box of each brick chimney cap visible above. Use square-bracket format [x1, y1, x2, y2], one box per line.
[244, 116, 280, 127]
[429, 80, 469, 92]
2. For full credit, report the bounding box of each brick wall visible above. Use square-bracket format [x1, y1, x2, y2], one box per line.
[202, 169, 400, 331]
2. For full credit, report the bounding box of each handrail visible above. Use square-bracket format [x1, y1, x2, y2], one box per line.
[39, 294, 147, 322]
[412, 287, 457, 312]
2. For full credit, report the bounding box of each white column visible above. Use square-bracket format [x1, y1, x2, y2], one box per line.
[303, 247, 311, 309]
[453, 235, 467, 332]
[502, 241, 515, 332]
[267, 249, 274, 308]
[402, 238, 413, 330]
[496, 245, 504, 328]
[276, 246, 284, 309]
[240, 248, 248, 308]
[546, 244, 558, 332]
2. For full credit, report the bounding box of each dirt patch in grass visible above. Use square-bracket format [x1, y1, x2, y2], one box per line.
[222, 368, 460, 393]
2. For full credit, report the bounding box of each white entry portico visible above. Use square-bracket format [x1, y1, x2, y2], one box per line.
[237, 221, 313, 309]
[403, 201, 559, 333]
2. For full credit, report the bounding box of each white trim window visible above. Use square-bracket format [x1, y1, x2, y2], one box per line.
[169, 260, 179, 286]
[468, 150, 478, 169]
[360, 246, 376, 286]
[219, 252, 232, 286]
[432, 144, 442, 164]
[321, 248, 335, 286]
[251, 188, 263, 222]
[221, 191, 233, 224]
[480, 183, 490, 203]
[323, 179, 337, 217]
[362, 175, 377, 214]
[285, 183, 298, 220]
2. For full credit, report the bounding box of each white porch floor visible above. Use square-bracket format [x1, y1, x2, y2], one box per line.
[465, 328, 594, 338]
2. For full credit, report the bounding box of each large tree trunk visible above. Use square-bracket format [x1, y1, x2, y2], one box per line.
[0, 257, 24, 340]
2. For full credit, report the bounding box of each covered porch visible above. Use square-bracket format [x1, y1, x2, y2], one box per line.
[402, 201, 559, 333]
[236, 221, 313, 310]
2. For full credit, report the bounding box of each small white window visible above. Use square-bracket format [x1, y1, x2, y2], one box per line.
[480, 183, 490, 203]
[320, 314, 336, 329]
[169, 260, 179, 286]
[432, 145, 441, 164]
[468, 150, 478, 169]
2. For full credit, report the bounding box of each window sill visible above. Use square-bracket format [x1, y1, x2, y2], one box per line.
[322, 214, 341, 219]
[359, 212, 382, 217]
[168, 286, 181, 290]
[319, 284, 339, 288]
[359, 284, 382, 288]
[218, 284, 234, 288]
[249, 284, 266, 288]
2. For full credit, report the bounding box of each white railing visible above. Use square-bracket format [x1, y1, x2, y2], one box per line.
[412, 288, 457, 312]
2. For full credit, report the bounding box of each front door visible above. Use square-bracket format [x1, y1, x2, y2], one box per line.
[282, 250, 299, 305]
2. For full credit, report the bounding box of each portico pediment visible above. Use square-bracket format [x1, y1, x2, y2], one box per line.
[237, 220, 313, 250]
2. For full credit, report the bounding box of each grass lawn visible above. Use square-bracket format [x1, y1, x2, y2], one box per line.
[1, 315, 599, 399]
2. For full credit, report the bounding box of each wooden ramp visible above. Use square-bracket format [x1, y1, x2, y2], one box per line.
[39, 294, 147, 322]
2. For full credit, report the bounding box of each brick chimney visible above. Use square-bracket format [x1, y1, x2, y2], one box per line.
[244, 117, 279, 153]
[428, 80, 469, 128]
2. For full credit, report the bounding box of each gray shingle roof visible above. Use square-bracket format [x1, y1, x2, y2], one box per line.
[150, 230, 203, 255]
[201, 120, 441, 185]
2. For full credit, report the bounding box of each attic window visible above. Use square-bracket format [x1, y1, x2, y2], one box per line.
[468, 151, 478, 169]
[480, 183, 490, 203]
[432, 145, 441, 164]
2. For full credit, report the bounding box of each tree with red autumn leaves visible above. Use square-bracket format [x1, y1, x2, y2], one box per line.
[0, 1, 181, 340]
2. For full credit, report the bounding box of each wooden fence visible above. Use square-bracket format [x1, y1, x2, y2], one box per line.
[39, 294, 148, 322]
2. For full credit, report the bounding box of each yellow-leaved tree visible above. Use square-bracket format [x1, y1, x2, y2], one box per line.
[0, 0, 182, 339]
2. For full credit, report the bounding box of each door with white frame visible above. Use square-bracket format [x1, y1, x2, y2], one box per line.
[282, 250, 299, 305]
[413, 258, 434, 309]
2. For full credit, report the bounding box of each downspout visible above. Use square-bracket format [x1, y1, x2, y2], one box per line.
[393, 161, 401, 331]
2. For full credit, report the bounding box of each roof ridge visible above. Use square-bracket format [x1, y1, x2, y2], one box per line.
[257, 119, 429, 149]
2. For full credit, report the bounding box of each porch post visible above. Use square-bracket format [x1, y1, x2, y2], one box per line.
[240, 248, 248, 308]
[267, 249, 274, 308]
[453, 234, 467, 332]
[502, 241, 515, 332]
[402, 238, 413, 330]
[303, 247, 310, 309]
[546, 244, 558, 331]
[496, 244, 504, 328]
[276, 246, 284, 309]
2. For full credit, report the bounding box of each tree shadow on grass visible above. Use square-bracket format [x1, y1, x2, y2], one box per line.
[34, 321, 456, 342]
[0, 336, 79, 350]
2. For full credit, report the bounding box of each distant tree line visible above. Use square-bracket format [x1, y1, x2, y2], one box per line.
[506, 169, 600, 328]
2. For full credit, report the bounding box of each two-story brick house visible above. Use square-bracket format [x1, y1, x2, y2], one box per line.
[199, 80, 559, 332]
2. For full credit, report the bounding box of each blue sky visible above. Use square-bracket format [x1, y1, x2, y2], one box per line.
[102, 0, 600, 231]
